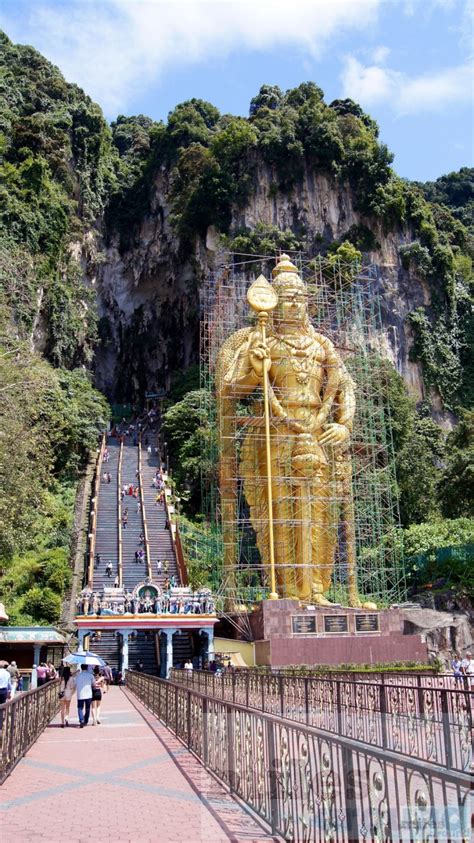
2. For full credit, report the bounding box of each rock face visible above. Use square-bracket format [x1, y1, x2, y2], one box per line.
[401, 607, 474, 666]
[93, 161, 432, 406]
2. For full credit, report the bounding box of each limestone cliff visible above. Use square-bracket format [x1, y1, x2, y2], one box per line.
[93, 162, 430, 412]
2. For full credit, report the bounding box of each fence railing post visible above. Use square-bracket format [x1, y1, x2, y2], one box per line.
[304, 677, 310, 725]
[202, 695, 209, 766]
[441, 689, 453, 769]
[379, 676, 388, 750]
[266, 717, 279, 835]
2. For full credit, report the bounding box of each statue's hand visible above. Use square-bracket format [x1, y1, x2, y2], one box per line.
[318, 423, 349, 446]
[248, 332, 271, 378]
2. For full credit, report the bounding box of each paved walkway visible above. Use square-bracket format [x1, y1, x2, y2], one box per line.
[0, 687, 277, 843]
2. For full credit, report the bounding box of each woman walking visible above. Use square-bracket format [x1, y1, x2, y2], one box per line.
[91, 667, 107, 725]
[59, 666, 76, 727]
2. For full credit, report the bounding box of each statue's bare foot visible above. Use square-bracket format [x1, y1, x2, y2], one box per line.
[311, 584, 332, 606]
[349, 593, 377, 611]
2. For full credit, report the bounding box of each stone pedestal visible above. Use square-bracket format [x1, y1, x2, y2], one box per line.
[249, 599, 428, 667]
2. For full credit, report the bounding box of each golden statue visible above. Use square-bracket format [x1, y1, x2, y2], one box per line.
[216, 255, 372, 608]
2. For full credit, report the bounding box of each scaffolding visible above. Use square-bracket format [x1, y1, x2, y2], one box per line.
[191, 252, 406, 608]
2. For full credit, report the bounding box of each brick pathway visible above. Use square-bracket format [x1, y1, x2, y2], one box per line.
[0, 686, 277, 843]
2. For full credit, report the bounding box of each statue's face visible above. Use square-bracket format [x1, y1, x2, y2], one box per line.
[274, 287, 308, 326]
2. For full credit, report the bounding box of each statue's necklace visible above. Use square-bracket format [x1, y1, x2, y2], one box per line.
[278, 334, 316, 384]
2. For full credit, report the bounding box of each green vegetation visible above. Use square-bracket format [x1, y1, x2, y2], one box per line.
[0, 31, 472, 611]
[0, 326, 109, 623]
[248, 660, 442, 675]
[0, 33, 112, 622]
[161, 389, 217, 513]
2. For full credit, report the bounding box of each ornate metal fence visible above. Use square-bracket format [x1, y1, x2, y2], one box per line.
[170, 669, 473, 773]
[0, 680, 60, 784]
[127, 670, 470, 842]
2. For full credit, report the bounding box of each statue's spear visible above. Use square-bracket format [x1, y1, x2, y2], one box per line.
[247, 275, 279, 600]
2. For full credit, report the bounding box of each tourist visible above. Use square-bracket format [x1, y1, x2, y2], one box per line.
[184, 659, 193, 672]
[107, 472, 112, 484]
[136, 500, 141, 513]
[163, 560, 169, 575]
[461, 652, 474, 688]
[0, 661, 11, 705]
[122, 509, 128, 529]
[139, 533, 145, 545]
[147, 445, 152, 457]
[36, 662, 48, 686]
[152, 477, 158, 489]
[30, 664, 38, 689]
[134, 550, 140, 564]
[114, 574, 120, 588]
[91, 667, 106, 725]
[156, 560, 162, 575]
[95, 553, 101, 568]
[59, 666, 76, 727]
[46, 662, 57, 681]
[7, 661, 20, 697]
[451, 654, 463, 685]
[76, 664, 94, 728]
[133, 486, 139, 499]
[106, 561, 113, 578]
[103, 662, 113, 687]
[135, 660, 144, 672]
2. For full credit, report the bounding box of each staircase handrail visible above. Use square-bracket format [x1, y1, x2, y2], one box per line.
[117, 437, 124, 586]
[138, 434, 152, 579]
[87, 433, 106, 587]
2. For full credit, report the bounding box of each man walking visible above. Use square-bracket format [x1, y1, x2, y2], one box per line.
[7, 661, 20, 697]
[76, 664, 94, 728]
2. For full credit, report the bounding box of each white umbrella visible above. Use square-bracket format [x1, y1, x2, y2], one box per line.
[63, 651, 105, 667]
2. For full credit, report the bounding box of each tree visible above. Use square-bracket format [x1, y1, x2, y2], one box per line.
[438, 410, 474, 517]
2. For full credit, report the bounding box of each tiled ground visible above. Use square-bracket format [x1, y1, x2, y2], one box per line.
[0, 686, 277, 843]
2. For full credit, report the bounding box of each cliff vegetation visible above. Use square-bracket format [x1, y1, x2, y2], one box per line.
[0, 32, 472, 611]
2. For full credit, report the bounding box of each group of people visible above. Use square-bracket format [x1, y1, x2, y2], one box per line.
[451, 652, 474, 687]
[59, 664, 108, 728]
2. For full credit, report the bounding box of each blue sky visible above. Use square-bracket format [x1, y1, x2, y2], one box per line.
[1, 0, 472, 181]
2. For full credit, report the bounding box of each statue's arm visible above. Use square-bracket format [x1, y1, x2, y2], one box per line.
[222, 331, 262, 396]
[334, 364, 356, 432]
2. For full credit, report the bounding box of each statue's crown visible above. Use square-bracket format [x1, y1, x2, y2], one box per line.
[272, 254, 306, 294]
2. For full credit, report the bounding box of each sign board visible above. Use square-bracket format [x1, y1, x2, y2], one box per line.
[323, 614, 349, 634]
[292, 615, 317, 634]
[355, 614, 380, 633]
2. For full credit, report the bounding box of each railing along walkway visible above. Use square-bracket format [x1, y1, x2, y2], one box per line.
[127, 670, 471, 843]
[0, 681, 59, 783]
[170, 668, 473, 773]
[0, 685, 273, 843]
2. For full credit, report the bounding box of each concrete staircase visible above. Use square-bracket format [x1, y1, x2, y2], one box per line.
[121, 440, 145, 590]
[93, 438, 120, 587]
[90, 631, 120, 671]
[128, 632, 159, 675]
[140, 435, 179, 585]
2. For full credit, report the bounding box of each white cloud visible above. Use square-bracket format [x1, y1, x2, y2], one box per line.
[342, 56, 399, 105]
[341, 54, 474, 114]
[0, 0, 381, 115]
[370, 45, 391, 64]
